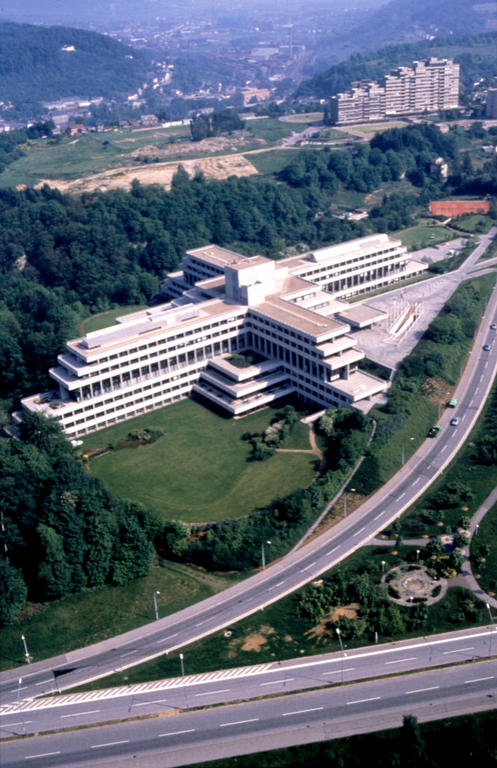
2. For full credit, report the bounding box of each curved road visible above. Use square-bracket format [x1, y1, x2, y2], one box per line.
[1, 274, 496, 705]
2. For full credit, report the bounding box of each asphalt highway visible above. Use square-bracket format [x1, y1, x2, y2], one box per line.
[1, 626, 496, 737]
[2, 661, 496, 768]
[1, 279, 496, 704]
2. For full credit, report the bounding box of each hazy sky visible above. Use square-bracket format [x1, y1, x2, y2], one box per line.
[0, 0, 387, 27]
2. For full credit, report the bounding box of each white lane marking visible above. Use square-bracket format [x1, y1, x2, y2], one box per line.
[353, 526, 366, 537]
[412, 478, 420, 486]
[35, 680, 53, 687]
[159, 729, 195, 737]
[260, 678, 294, 686]
[461, 414, 466, 422]
[480, 374, 484, 382]
[195, 620, 207, 626]
[443, 646, 474, 655]
[134, 699, 168, 706]
[397, 492, 406, 500]
[322, 667, 355, 675]
[485, 361, 489, 369]
[326, 546, 340, 556]
[91, 740, 129, 749]
[440, 445, 447, 453]
[469, 399, 474, 407]
[346, 697, 381, 705]
[195, 688, 230, 696]
[9, 686, 28, 692]
[275, 580, 285, 587]
[464, 676, 494, 684]
[156, 632, 178, 644]
[405, 686, 439, 694]
[220, 718, 259, 727]
[304, 561, 317, 570]
[119, 650, 136, 657]
[60, 709, 100, 718]
[5, 721, 33, 726]
[282, 707, 323, 716]
[374, 511, 385, 520]
[384, 657, 417, 665]
[25, 753, 61, 760]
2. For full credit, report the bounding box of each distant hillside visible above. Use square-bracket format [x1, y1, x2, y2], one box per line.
[295, 31, 497, 101]
[0, 23, 153, 114]
[309, 0, 497, 73]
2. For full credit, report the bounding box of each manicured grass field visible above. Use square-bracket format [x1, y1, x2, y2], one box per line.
[0, 561, 239, 672]
[392, 222, 456, 251]
[244, 118, 308, 144]
[83, 398, 317, 523]
[80, 304, 147, 335]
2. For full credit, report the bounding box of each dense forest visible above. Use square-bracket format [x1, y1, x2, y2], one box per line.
[0, 23, 153, 116]
[295, 31, 497, 102]
[1, 122, 496, 413]
[0, 413, 158, 626]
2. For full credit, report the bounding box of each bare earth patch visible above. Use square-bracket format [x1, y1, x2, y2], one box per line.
[35, 152, 259, 195]
[306, 603, 360, 640]
[240, 625, 275, 652]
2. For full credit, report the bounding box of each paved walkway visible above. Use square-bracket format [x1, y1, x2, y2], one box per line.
[373, 487, 497, 609]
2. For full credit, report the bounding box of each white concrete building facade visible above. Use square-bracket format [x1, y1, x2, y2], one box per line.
[21, 234, 427, 436]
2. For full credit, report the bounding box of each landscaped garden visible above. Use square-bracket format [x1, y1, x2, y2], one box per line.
[82, 398, 318, 523]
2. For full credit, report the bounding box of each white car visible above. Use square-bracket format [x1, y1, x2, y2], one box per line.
[450, 417, 460, 426]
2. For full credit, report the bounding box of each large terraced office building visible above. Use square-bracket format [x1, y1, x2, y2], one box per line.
[21, 234, 427, 437]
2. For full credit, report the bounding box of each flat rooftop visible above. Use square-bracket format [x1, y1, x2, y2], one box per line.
[187, 244, 254, 269]
[336, 303, 388, 328]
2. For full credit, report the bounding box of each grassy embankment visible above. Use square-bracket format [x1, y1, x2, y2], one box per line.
[72, 545, 489, 690]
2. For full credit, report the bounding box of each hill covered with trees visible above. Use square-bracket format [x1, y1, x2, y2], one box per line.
[0, 22, 153, 116]
[295, 31, 497, 103]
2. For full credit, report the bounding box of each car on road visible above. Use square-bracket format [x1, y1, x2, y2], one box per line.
[483, 344, 491, 351]
[491, 323, 496, 330]
[428, 425, 442, 437]
[450, 417, 460, 426]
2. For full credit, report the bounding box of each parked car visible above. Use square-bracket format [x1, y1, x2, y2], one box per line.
[491, 323, 496, 330]
[483, 344, 491, 351]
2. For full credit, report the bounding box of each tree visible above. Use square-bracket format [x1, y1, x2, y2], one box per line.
[37, 523, 72, 599]
[400, 714, 427, 768]
[0, 558, 27, 626]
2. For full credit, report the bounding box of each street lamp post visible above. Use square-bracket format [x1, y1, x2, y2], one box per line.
[416, 549, 420, 563]
[153, 590, 160, 621]
[381, 560, 386, 573]
[344, 488, 356, 518]
[261, 540, 272, 569]
[179, 653, 185, 677]
[486, 603, 495, 657]
[21, 635, 31, 664]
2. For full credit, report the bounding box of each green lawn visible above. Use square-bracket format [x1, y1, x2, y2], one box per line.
[392, 222, 456, 251]
[80, 304, 147, 335]
[246, 149, 301, 175]
[0, 561, 239, 672]
[244, 118, 308, 144]
[83, 399, 317, 523]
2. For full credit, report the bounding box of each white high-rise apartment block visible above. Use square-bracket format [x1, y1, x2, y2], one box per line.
[21, 234, 427, 437]
[331, 58, 460, 125]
